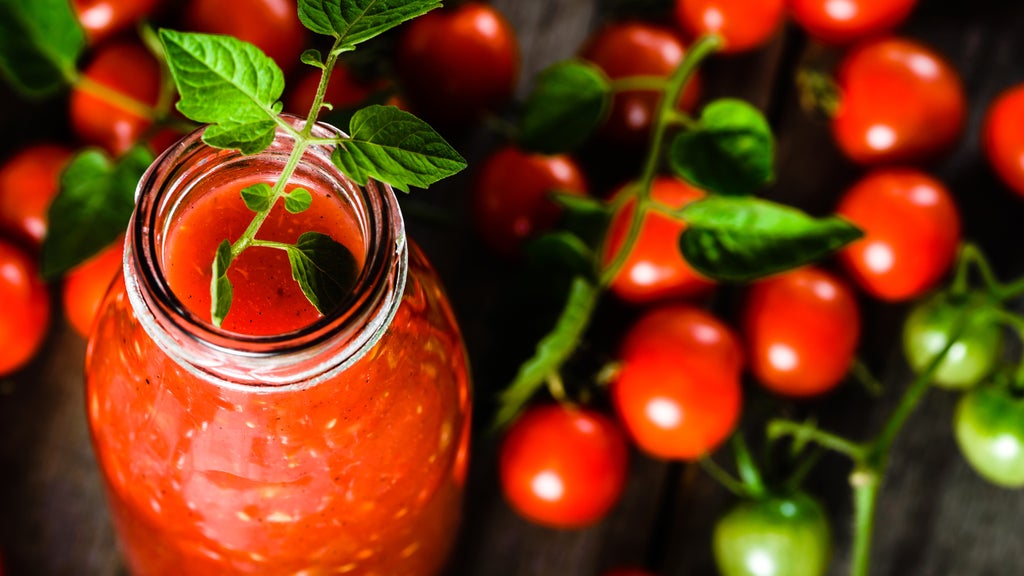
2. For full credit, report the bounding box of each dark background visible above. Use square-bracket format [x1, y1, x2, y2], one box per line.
[3, 1, 1024, 575]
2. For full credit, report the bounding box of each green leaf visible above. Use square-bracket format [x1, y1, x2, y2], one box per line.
[332, 105, 466, 192]
[285, 188, 313, 214]
[300, 48, 326, 68]
[669, 98, 774, 196]
[298, 0, 442, 50]
[41, 146, 153, 278]
[286, 231, 359, 315]
[493, 276, 600, 430]
[520, 59, 611, 154]
[678, 196, 863, 282]
[159, 29, 284, 154]
[523, 231, 595, 278]
[549, 191, 612, 249]
[240, 183, 274, 212]
[0, 0, 84, 97]
[210, 240, 234, 328]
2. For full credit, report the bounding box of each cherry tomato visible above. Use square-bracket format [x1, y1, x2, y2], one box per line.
[0, 238, 51, 376]
[982, 84, 1024, 198]
[675, 0, 785, 53]
[612, 304, 743, 460]
[69, 40, 160, 156]
[954, 380, 1024, 488]
[183, 0, 306, 75]
[604, 176, 714, 304]
[284, 62, 386, 117]
[0, 144, 73, 246]
[394, 2, 519, 129]
[836, 168, 961, 302]
[902, 291, 1003, 390]
[62, 239, 124, 338]
[742, 266, 860, 397]
[470, 144, 589, 259]
[580, 21, 702, 146]
[72, 0, 162, 44]
[787, 0, 917, 45]
[831, 37, 965, 166]
[713, 492, 832, 576]
[499, 404, 629, 529]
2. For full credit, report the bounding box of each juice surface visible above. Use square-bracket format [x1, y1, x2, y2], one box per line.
[163, 177, 365, 335]
[86, 176, 471, 574]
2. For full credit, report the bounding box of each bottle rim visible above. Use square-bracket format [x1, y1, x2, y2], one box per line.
[124, 115, 408, 390]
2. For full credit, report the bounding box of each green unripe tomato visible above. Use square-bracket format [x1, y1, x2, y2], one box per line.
[713, 492, 831, 576]
[954, 382, 1024, 488]
[902, 291, 1003, 390]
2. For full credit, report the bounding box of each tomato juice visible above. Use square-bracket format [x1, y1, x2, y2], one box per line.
[85, 119, 471, 575]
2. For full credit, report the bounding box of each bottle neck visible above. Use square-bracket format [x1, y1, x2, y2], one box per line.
[124, 117, 408, 390]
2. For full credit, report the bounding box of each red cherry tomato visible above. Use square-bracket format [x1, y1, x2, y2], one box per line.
[831, 36, 965, 166]
[982, 84, 1024, 198]
[612, 304, 743, 460]
[675, 0, 785, 53]
[72, 0, 162, 44]
[62, 239, 124, 338]
[581, 21, 702, 146]
[284, 63, 384, 117]
[742, 266, 860, 397]
[499, 404, 629, 529]
[0, 238, 51, 376]
[183, 0, 306, 75]
[470, 145, 589, 258]
[69, 40, 160, 156]
[836, 168, 961, 302]
[604, 176, 715, 304]
[788, 0, 917, 45]
[0, 144, 73, 246]
[394, 2, 519, 128]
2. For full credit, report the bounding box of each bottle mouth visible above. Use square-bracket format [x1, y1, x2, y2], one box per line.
[126, 115, 408, 388]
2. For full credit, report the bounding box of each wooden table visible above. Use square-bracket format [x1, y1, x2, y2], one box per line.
[3, 1, 1024, 575]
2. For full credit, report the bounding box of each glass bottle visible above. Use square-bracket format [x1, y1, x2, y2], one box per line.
[85, 117, 472, 575]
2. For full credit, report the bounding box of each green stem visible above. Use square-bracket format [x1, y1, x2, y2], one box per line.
[850, 358, 884, 397]
[597, 33, 722, 287]
[75, 75, 159, 121]
[951, 242, 999, 297]
[609, 75, 671, 92]
[699, 456, 749, 498]
[849, 466, 880, 576]
[767, 419, 867, 461]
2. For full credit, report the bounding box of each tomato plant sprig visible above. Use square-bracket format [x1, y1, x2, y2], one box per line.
[157, 1, 466, 327]
[494, 31, 863, 427]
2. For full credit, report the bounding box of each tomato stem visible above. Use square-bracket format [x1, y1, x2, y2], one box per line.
[767, 419, 866, 461]
[849, 466, 880, 576]
[850, 358, 884, 397]
[597, 33, 722, 287]
[75, 75, 160, 122]
[698, 456, 749, 498]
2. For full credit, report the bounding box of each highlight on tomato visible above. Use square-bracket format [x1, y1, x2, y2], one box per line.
[0, 143, 73, 247]
[830, 36, 965, 166]
[62, 239, 124, 338]
[675, 0, 785, 53]
[0, 237, 51, 376]
[742, 266, 860, 397]
[182, 0, 307, 76]
[788, 0, 918, 45]
[470, 145, 589, 259]
[982, 83, 1024, 198]
[604, 176, 715, 304]
[713, 491, 832, 576]
[580, 20, 702, 146]
[835, 168, 961, 302]
[902, 290, 1003, 391]
[954, 379, 1024, 488]
[393, 2, 519, 129]
[611, 304, 743, 460]
[69, 39, 161, 156]
[72, 0, 163, 44]
[498, 403, 629, 529]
